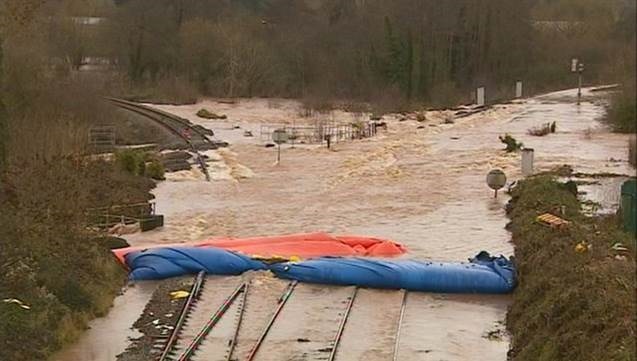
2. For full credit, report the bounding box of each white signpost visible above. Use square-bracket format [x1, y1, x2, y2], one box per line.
[476, 87, 485, 107]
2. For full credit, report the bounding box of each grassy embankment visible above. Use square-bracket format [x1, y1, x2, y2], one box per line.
[0, 158, 155, 361]
[605, 86, 636, 134]
[506, 175, 636, 361]
[604, 80, 636, 169]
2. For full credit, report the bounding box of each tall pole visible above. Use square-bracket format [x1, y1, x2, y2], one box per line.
[277, 143, 281, 163]
[576, 61, 584, 106]
[577, 71, 582, 105]
[571, 58, 583, 106]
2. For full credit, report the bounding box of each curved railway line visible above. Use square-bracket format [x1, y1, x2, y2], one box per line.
[152, 272, 412, 361]
[106, 97, 222, 181]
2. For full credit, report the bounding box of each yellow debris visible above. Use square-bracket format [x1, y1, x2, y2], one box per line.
[536, 213, 571, 228]
[251, 254, 303, 264]
[169, 291, 190, 300]
[575, 241, 592, 253]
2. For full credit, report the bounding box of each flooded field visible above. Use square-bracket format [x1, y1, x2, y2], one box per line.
[52, 87, 633, 361]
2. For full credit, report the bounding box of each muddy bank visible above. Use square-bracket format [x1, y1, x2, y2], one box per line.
[505, 176, 636, 360]
[116, 278, 191, 361]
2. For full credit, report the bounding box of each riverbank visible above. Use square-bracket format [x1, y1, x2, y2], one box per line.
[506, 175, 636, 360]
[0, 159, 155, 361]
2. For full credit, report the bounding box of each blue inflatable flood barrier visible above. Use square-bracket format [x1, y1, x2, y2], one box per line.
[124, 247, 516, 294]
[125, 247, 267, 280]
[269, 252, 516, 294]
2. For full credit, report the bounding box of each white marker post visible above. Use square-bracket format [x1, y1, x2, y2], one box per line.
[476, 87, 486, 107]
[515, 81, 523, 98]
[521, 148, 534, 177]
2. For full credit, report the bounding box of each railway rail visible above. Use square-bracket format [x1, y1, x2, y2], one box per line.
[327, 287, 358, 361]
[156, 275, 298, 361]
[153, 273, 411, 361]
[158, 271, 206, 361]
[393, 290, 408, 361]
[106, 97, 216, 181]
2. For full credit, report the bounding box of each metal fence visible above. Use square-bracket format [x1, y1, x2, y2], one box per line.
[260, 122, 379, 145]
[86, 201, 156, 229]
[88, 126, 116, 151]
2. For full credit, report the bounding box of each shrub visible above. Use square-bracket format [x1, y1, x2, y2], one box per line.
[115, 150, 167, 179]
[145, 160, 165, 180]
[606, 89, 636, 133]
[115, 150, 145, 176]
[499, 134, 524, 152]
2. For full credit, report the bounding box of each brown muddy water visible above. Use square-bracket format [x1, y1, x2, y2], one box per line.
[52, 87, 633, 361]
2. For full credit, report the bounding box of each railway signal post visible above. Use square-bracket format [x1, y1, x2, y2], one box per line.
[571, 58, 585, 105]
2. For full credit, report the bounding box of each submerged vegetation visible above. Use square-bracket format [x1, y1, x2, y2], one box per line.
[196, 108, 227, 120]
[528, 121, 557, 136]
[499, 134, 524, 152]
[506, 176, 636, 361]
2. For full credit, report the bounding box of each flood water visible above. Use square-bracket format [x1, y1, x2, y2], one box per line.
[50, 282, 157, 361]
[52, 87, 633, 360]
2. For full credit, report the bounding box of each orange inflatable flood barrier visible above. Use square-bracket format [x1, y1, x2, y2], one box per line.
[112, 232, 406, 265]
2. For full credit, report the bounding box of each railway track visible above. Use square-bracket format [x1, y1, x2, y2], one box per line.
[328, 287, 358, 361]
[156, 275, 298, 361]
[332, 288, 406, 361]
[393, 290, 408, 361]
[106, 97, 222, 181]
[158, 271, 206, 361]
[154, 273, 410, 361]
